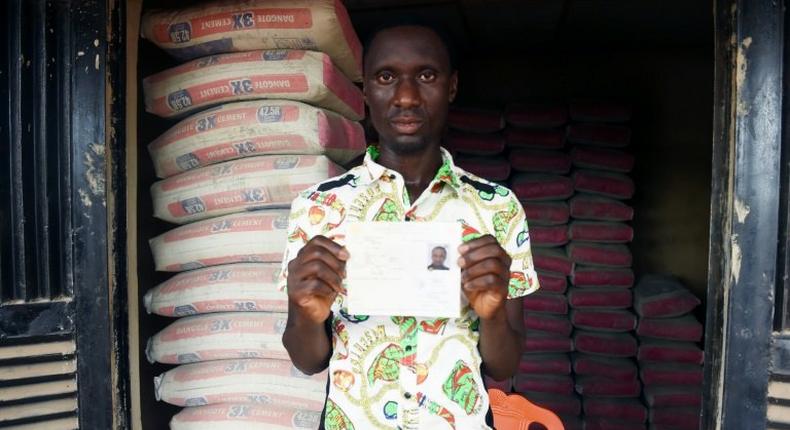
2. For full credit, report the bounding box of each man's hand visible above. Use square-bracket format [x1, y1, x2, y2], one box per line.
[287, 236, 349, 324]
[458, 235, 512, 321]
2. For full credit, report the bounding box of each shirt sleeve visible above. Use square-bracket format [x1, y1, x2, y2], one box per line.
[277, 194, 318, 292]
[500, 196, 540, 299]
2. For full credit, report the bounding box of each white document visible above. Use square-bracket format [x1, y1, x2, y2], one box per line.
[345, 222, 462, 318]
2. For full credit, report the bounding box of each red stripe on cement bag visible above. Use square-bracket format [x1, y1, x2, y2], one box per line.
[170, 403, 322, 430]
[536, 271, 568, 294]
[530, 224, 569, 247]
[155, 358, 326, 409]
[568, 287, 633, 309]
[583, 398, 647, 423]
[573, 330, 637, 357]
[568, 221, 633, 243]
[570, 147, 634, 173]
[146, 312, 289, 364]
[520, 391, 581, 416]
[447, 107, 505, 133]
[455, 156, 511, 181]
[149, 100, 365, 178]
[533, 248, 574, 276]
[570, 309, 637, 332]
[505, 104, 568, 128]
[511, 174, 574, 201]
[519, 353, 571, 376]
[639, 362, 704, 386]
[151, 155, 342, 224]
[523, 201, 569, 226]
[145, 263, 286, 316]
[636, 314, 704, 342]
[567, 242, 633, 268]
[525, 313, 573, 336]
[637, 340, 704, 364]
[149, 211, 288, 272]
[649, 407, 701, 429]
[509, 150, 571, 174]
[143, 50, 363, 120]
[575, 376, 641, 398]
[569, 194, 634, 221]
[573, 170, 635, 200]
[634, 274, 701, 318]
[514, 374, 574, 396]
[567, 123, 631, 148]
[572, 353, 638, 381]
[524, 331, 574, 354]
[584, 418, 646, 430]
[569, 100, 632, 123]
[523, 292, 568, 315]
[141, 0, 362, 82]
[644, 386, 702, 408]
[505, 128, 566, 150]
[571, 266, 634, 288]
[444, 132, 505, 156]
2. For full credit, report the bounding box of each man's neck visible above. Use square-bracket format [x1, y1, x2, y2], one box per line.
[377, 142, 444, 203]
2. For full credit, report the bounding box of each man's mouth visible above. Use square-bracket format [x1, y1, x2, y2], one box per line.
[390, 117, 424, 134]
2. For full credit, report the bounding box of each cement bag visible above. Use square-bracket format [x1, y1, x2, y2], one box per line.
[445, 132, 505, 156]
[155, 358, 326, 410]
[151, 155, 341, 224]
[149, 211, 289, 272]
[145, 263, 286, 316]
[505, 128, 565, 150]
[149, 100, 365, 178]
[447, 107, 505, 133]
[147, 312, 289, 364]
[518, 354, 572, 375]
[143, 50, 364, 120]
[505, 104, 567, 128]
[523, 201, 569, 226]
[455, 156, 511, 181]
[140, 0, 362, 82]
[569, 100, 632, 123]
[170, 404, 322, 430]
[518, 392, 580, 417]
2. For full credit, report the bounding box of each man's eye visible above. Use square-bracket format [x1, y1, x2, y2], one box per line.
[377, 72, 395, 83]
[419, 71, 437, 82]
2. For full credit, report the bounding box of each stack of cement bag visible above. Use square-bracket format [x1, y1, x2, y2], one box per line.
[503, 103, 581, 429]
[140, 1, 365, 428]
[635, 275, 704, 430]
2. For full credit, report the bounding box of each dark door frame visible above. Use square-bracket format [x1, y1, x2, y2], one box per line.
[704, 0, 785, 428]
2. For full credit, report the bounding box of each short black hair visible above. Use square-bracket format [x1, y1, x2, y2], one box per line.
[362, 18, 458, 71]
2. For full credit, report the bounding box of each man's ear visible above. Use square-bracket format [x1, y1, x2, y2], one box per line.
[448, 70, 459, 103]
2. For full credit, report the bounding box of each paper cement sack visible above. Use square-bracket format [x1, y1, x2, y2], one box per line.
[146, 312, 289, 364]
[140, 0, 362, 82]
[170, 404, 322, 430]
[151, 155, 342, 224]
[143, 50, 363, 120]
[155, 359, 326, 410]
[149, 211, 289, 272]
[145, 263, 286, 316]
[149, 100, 365, 178]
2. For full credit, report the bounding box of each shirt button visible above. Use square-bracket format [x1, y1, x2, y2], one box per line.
[405, 345, 413, 351]
[404, 392, 412, 399]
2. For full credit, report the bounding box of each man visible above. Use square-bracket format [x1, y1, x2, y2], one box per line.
[428, 246, 450, 271]
[281, 23, 539, 430]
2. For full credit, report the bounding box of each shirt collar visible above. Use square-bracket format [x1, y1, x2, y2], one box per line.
[362, 145, 463, 191]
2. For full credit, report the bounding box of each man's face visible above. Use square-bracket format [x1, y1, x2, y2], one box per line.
[364, 26, 458, 154]
[432, 247, 447, 266]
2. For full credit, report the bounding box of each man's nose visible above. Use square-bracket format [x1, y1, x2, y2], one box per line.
[392, 78, 422, 109]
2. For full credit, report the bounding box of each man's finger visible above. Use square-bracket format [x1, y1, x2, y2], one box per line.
[294, 245, 347, 276]
[458, 234, 498, 255]
[292, 279, 338, 306]
[462, 272, 509, 293]
[461, 257, 508, 283]
[294, 260, 345, 294]
[458, 242, 510, 269]
[306, 235, 350, 260]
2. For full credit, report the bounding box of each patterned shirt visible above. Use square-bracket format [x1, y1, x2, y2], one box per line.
[280, 147, 540, 430]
